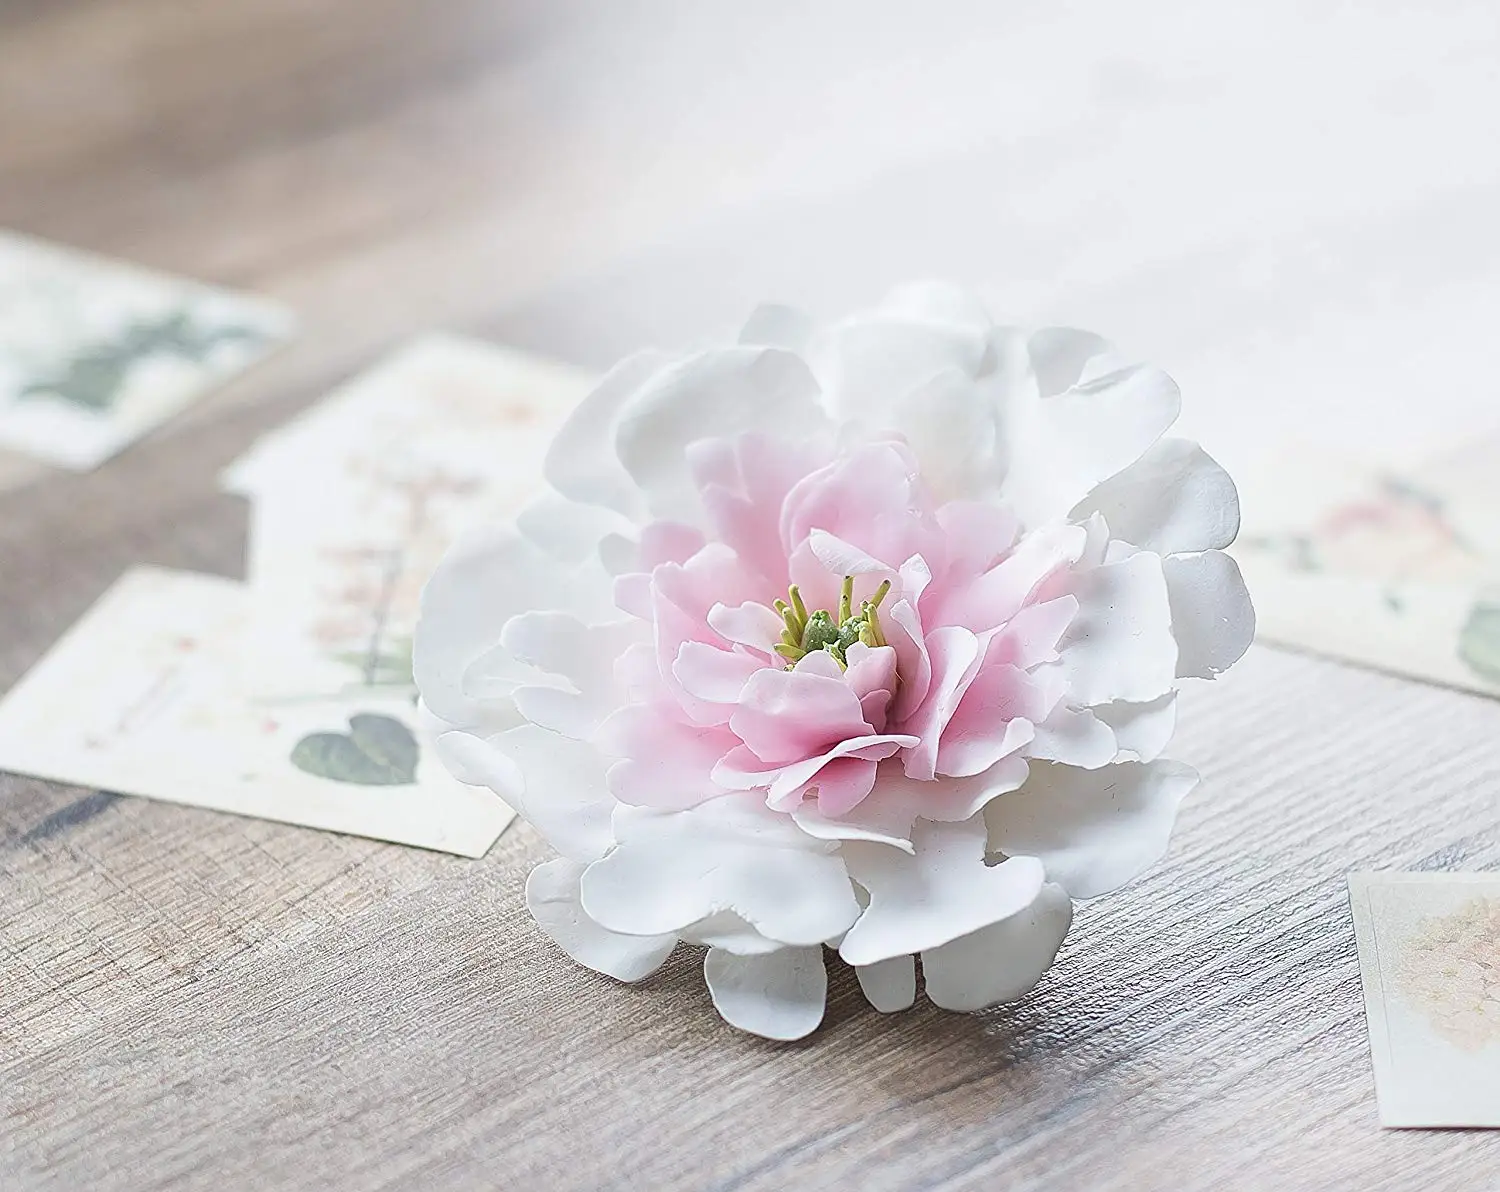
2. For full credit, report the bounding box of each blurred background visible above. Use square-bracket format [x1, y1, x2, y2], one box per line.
[3, 0, 1498, 487]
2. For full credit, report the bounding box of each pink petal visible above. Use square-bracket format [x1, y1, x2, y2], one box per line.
[897, 625, 983, 781]
[884, 598, 933, 724]
[707, 601, 785, 654]
[844, 643, 898, 704]
[763, 734, 917, 809]
[805, 756, 881, 817]
[639, 521, 707, 569]
[936, 524, 1087, 635]
[936, 650, 1063, 778]
[792, 649, 846, 681]
[780, 440, 941, 574]
[595, 703, 737, 810]
[729, 667, 874, 765]
[935, 500, 1021, 578]
[988, 595, 1079, 670]
[688, 432, 829, 591]
[673, 641, 766, 704]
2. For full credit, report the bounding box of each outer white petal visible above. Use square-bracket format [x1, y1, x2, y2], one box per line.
[823, 756, 1030, 835]
[1026, 704, 1117, 769]
[615, 346, 828, 523]
[1001, 353, 1181, 526]
[983, 760, 1198, 899]
[890, 367, 998, 502]
[1164, 550, 1256, 679]
[515, 490, 639, 564]
[497, 613, 644, 740]
[440, 724, 615, 863]
[1056, 552, 1177, 706]
[921, 883, 1072, 1012]
[839, 816, 1046, 967]
[812, 309, 989, 424]
[1071, 438, 1240, 555]
[1025, 326, 1117, 398]
[704, 946, 827, 1041]
[791, 796, 918, 854]
[527, 859, 676, 982]
[739, 303, 813, 353]
[580, 797, 861, 947]
[1094, 694, 1178, 763]
[679, 911, 784, 956]
[856, 954, 917, 1013]
[544, 350, 668, 520]
[415, 522, 616, 730]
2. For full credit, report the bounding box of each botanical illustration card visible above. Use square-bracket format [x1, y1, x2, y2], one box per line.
[1348, 872, 1500, 1127]
[223, 334, 591, 704]
[0, 230, 293, 469]
[0, 568, 514, 857]
[1233, 440, 1500, 697]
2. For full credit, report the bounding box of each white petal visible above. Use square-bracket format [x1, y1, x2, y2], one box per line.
[890, 367, 999, 502]
[527, 859, 676, 982]
[1027, 703, 1117, 769]
[983, 760, 1198, 898]
[581, 798, 861, 947]
[499, 613, 643, 740]
[839, 816, 1046, 966]
[1094, 694, 1178, 763]
[1057, 552, 1177, 705]
[860, 755, 1030, 827]
[515, 491, 638, 564]
[1026, 326, 1118, 397]
[812, 312, 989, 424]
[544, 350, 667, 520]
[1164, 551, 1256, 679]
[415, 522, 616, 730]
[856, 954, 917, 1013]
[922, 883, 1072, 1012]
[791, 791, 917, 853]
[679, 911, 784, 955]
[615, 346, 828, 523]
[442, 724, 615, 862]
[1001, 357, 1181, 525]
[1071, 438, 1240, 555]
[739, 303, 814, 353]
[704, 946, 827, 1041]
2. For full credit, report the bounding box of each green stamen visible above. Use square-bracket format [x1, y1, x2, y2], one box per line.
[789, 585, 808, 626]
[838, 576, 854, 625]
[775, 576, 894, 669]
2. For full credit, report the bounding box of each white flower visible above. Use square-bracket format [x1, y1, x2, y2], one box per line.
[415, 283, 1253, 1039]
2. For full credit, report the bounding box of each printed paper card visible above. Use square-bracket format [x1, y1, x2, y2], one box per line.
[0, 568, 513, 857]
[0, 230, 293, 469]
[1348, 872, 1500, 1128]
[223, 334, 591, 704]
[1233, 443, 1500, 697]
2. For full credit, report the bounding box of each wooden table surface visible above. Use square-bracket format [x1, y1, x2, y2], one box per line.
[4, 3, 1500, 1189]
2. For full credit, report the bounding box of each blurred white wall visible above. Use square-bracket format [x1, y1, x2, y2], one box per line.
[508, 0, 1500, 474]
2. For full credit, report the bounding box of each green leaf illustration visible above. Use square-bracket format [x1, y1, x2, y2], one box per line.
[290, 713, 419, 786]
[1458, 600, 1500, 685]
[20, 310, 268, 413]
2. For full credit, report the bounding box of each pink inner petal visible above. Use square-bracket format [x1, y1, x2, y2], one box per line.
[730, 667, 875, 764]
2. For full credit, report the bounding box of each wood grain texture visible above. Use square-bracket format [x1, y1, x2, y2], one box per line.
[4, 1, 1500, 1189]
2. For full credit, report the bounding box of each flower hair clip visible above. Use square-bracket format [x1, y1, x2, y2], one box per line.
[415, 284, 1254, 1039]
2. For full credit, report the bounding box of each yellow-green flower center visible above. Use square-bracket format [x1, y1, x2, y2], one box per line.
[773, 576, 891, 669]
